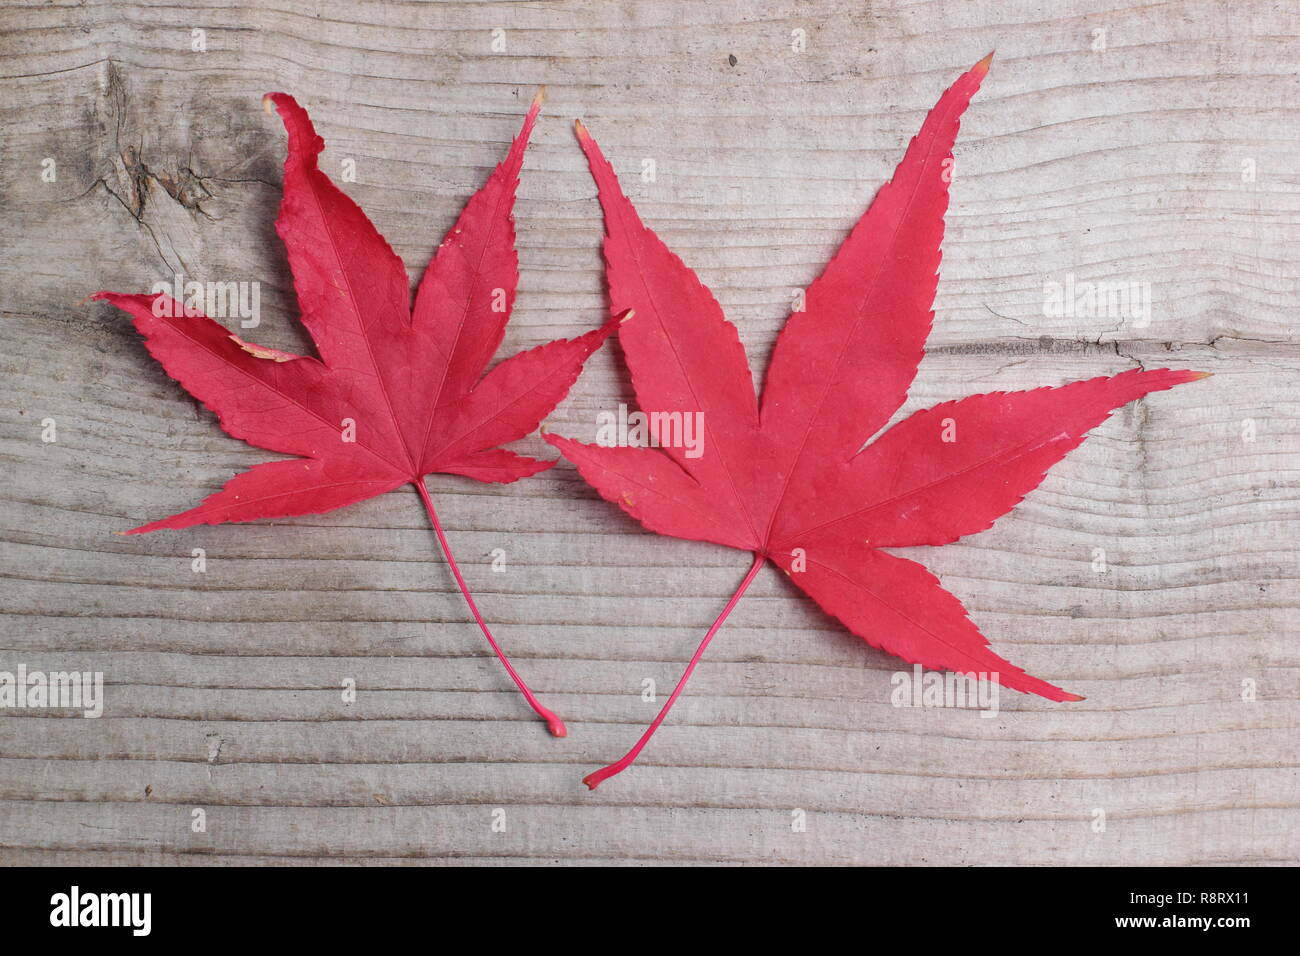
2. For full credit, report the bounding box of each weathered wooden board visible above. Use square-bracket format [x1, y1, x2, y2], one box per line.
[0, 0, 1296, 865]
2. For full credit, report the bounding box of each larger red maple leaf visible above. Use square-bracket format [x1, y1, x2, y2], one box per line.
[95, 90, 618, 737]
[546, 56, 1209, 787]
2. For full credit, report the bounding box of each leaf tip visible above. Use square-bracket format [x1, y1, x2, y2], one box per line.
[531, 85, 547, 109]
[618, 308, 635, 325]
[1189, 370, 1213, 381]
[573, 118, 590, 142]
[1061, 693, 1086, 702]
[974, 51, 995, 74]
[261, 93, 275, 115]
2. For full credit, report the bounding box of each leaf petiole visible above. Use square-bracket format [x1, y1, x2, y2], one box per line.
[584, 551, 766, 789]
[414, 477, 567, 737]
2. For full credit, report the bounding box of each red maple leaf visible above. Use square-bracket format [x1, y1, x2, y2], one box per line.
[95, 90, 618, 737]
[546, 56, 1209, 787]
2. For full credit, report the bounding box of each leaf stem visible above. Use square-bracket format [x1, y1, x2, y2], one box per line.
[584, 551, 766, 789]
[413, 477, 566, 737]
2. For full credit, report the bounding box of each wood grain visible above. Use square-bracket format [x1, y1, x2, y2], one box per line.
[0, 0, 1296, 865]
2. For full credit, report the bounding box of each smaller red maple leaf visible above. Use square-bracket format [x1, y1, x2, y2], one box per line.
[95, 89, 620, 737]
[546, 55, 1210, 787]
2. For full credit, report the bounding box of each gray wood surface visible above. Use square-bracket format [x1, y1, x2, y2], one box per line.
[1, 0, 1296, 865]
